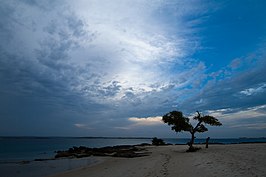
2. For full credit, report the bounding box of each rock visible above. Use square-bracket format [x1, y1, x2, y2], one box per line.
[55, 151, 74, 158]
[54, 145, 149, 159]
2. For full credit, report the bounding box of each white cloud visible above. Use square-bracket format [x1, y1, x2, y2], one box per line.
[74, 123, 93, 129]
[207, 105, 266, 123]
[230, 123, 266, 130]
[240, 83, 266, 96]
[113, 126, 131, 130]
[128, 116, 163, 126]
[110, 116, 163, 131]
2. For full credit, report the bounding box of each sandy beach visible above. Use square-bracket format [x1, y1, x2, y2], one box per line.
[48, 143, 266, 177]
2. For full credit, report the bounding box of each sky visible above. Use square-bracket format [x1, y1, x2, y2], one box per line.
[0, 0, 266, 138]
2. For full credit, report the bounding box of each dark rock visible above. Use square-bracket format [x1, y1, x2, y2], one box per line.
[55, 151, 74, 158]
[19, 160, 30, 164]
[137, 143, 151, 146]
[55, 145, 149, 159]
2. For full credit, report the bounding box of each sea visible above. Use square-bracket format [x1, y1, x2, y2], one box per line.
[1, 137, 266, 163]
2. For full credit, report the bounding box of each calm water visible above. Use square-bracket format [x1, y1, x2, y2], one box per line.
[0, 137, 265, 162]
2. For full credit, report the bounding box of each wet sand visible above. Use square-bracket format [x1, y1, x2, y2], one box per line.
[0, 156, 104, 177]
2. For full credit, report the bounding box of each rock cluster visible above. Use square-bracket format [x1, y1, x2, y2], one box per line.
[55, 145, 150, 159]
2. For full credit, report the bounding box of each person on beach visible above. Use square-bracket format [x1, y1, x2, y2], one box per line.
[206, 137, 210, 148]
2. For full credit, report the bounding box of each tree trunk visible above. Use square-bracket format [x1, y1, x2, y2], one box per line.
[188, 132, 195, 151]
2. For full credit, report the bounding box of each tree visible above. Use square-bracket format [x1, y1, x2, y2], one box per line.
[152, 137, 166, 146]
[162, 110, 222, 152]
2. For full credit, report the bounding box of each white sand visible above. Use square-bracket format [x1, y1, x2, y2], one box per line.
[48, 143, 266, 177]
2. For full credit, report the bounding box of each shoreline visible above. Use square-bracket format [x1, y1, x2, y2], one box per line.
[2, 141, 266, 164]
[1, 143, 266, 177]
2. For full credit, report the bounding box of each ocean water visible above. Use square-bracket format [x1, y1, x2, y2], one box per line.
[0, 137, 265, 162]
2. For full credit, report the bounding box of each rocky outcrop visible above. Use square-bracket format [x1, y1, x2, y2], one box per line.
[55, 145, 150, 159]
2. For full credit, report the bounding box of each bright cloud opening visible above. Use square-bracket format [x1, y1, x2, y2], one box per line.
[128, 116, 163, 126]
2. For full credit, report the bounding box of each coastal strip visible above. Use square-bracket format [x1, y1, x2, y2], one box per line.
[1, 143, 265, 177]
[49, 143, 266, 177]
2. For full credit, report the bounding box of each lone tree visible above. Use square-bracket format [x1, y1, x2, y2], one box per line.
[162, 111, 222, 152]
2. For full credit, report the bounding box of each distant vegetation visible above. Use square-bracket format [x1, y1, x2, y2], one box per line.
[162, 111, 222, 152]
[152, 137, 166, 146]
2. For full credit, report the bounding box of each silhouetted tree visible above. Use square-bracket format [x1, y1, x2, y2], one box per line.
[162, 111, 222, 152]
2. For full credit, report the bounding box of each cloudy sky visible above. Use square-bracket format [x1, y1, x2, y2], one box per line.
[0, 0, 266, 138]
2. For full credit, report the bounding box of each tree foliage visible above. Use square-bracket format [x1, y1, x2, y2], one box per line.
[152, 137, 166, 146]
[162, 110, 222, 151]
[162, 111, 192, 132]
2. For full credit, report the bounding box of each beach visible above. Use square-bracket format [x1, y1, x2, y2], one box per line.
[48, 143, 266, 177]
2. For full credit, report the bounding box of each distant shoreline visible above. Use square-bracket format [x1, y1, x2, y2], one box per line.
[1, 136, 265, 139]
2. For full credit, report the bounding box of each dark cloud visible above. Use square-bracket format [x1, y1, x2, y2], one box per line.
[0, 1, 109, 135]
